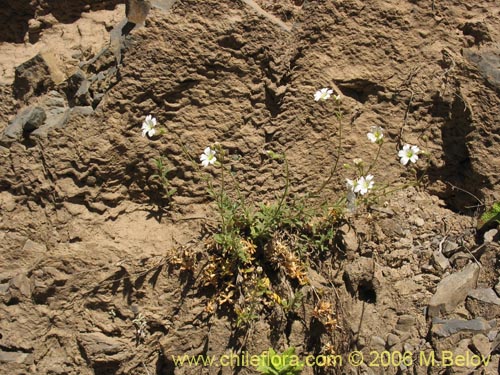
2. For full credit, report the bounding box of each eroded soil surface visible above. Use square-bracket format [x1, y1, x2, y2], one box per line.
[1, 1, 499, 374]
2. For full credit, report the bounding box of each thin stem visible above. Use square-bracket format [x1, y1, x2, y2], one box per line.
[219, 152, 226, 230]
[366, 142, 383, 174]
[315, 109, 343, 195]
[274, 157, 290, 220]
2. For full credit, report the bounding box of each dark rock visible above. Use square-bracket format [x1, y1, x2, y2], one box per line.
[13, 52, 64, 100]
[2, 106, 46, 144]
[464, 48, 500, 91]
[427, 263, 480, 317]
[61, 69, 87, 106]
[75, 79, 92, 106]
[460, 21, 493, 45]
[432, 317, 495, 338]
[441, 240, 460, 256]
[31, 91, 70, 139]
[23, 107, 46, 132]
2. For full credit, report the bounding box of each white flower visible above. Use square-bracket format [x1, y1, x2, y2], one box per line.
[314, 88, 333, 101]
[398, 144, 420, 165]
[200, 147, 217, 167]
[353, 174, 374, 195]
[367, 126, 384, 144]
[141, 115, 157, 138]
[353, 158, 363, 166]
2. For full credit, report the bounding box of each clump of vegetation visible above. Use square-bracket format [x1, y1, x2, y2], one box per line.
[257, 347, 304, 375]
[141, 88, 428, 332]
[478, 201, 500, 230]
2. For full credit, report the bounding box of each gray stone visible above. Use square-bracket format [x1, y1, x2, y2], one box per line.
[463, 48, 500, 90]
[2, 106, 46, 143]
[441, 240, 460, 256]
[432, 250, 450, 270]
[427, 263, 480, 317]
[484, 229, 498, 243]
[432, 317, 495, 338]
[386, 333, 400, 347]
[31, 91, 70, 139]
[468, 288, 500, 306]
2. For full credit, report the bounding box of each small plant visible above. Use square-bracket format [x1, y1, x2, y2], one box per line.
[257, 347, 304, 375]
[151, 157, 177, 202]
[478, 202, 500, 230]
[132, 313, 148, 343]
[140, 87, 429, 335]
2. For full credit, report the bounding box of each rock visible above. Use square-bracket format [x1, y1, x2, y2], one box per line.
[413, 217, 425, 227]
[463, 48, 500, 90]
[441, 240, 460, 256]
[288, 320, 306, 349]
[386, 333, 400, 347]
[340, 224, 359, 253]
[71, 106, 94, 116]
[471, 334, 491, 357]
[484, 229, 498, 243]
[370, 335, 385, 350]
[395, 315, 416, 332]
[427, 263, 480, 318]
[495, 278, 500, 297]
[32, 91, 69, 138]
[77, 332, 127, 367]
[460, 21, 493, 44]
[468, 288, 500, 306]
[343, 257, 376, 299]
[432, 250, 450, 270]
[2, 106, 46, 143]
[8, 274, 32, 300]
[13, 52, 65, 100]
[491, 332, 500, 354]
[465, 288, 500, 320]
[0, 350, 33, 364]
[22, 239, 47, 253]
[432, 317, 495, 338]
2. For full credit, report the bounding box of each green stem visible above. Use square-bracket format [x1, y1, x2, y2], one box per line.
[315, 109, 343, 195]
[274, 157, 290, 220]
[366, 142, 383, 174]
[219, 153, 226, 230]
